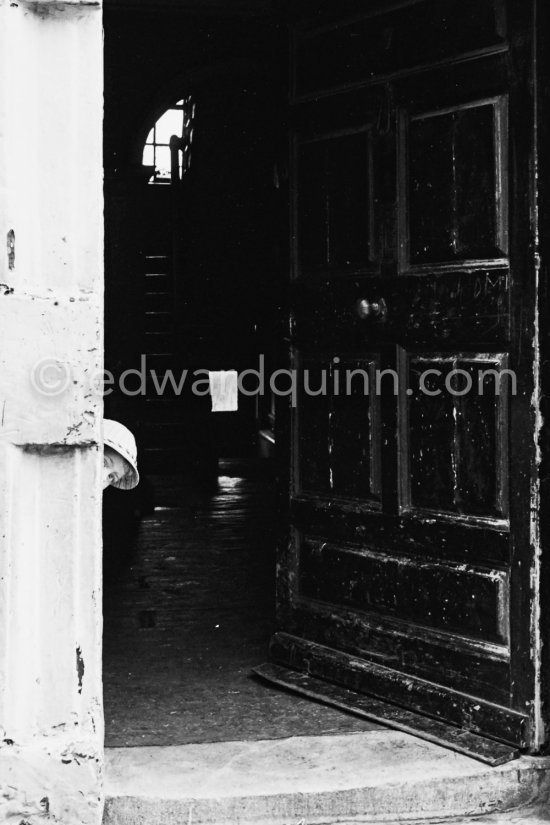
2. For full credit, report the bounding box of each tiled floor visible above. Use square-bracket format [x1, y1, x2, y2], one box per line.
[102, 466, 378, 747]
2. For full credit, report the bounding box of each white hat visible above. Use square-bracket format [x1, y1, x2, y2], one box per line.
[103, 418, 140, 490]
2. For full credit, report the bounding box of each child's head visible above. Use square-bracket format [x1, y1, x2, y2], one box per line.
[102, 419, 140, 491]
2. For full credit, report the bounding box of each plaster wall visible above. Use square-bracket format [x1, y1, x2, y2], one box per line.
[0, 1, 104, 822]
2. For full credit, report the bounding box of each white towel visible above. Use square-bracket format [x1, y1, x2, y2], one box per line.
[208, 370, 238, 412]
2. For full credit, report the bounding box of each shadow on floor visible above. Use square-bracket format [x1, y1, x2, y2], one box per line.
[102, 462, 378, 747]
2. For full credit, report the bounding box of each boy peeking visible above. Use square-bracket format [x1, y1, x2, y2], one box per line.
[102, 418, 139, 491]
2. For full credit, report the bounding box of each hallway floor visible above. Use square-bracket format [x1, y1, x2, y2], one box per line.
[102, 463, 378, 747]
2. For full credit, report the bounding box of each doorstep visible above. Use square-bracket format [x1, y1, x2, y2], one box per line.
[102, 729, 550, 825]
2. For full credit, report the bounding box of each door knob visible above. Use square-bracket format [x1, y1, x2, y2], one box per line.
[356, 297, 388, 321]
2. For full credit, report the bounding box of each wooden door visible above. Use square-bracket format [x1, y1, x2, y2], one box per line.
[257, 0, 548, 762]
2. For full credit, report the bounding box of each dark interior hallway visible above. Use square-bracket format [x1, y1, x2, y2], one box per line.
[102, 462, 378, 747]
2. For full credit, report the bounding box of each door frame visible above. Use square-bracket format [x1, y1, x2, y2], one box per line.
[0, 1, 104, 823]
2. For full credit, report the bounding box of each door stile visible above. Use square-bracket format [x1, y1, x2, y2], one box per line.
[536, 0, 550, 751]
[505, 0, 541, 734]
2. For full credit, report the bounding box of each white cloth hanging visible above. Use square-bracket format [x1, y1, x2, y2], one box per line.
[208, 370, 239, 412]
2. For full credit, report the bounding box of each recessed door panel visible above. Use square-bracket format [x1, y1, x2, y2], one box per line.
[297, 356, 382, 503]
[401, 97, 508, 269]
[400, 352, 510, 520]
[297, 129, 374, 275]
[298, 536, 509, 643]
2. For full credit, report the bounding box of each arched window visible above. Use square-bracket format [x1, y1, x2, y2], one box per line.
[142, 96, 196, 184]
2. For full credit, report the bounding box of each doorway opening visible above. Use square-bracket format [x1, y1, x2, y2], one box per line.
[101, 0, 550, 773]
[101, 5, 377, 749]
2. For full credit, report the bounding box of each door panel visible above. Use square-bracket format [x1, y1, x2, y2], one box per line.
[298, 537, 509, 642]
[406, 98, 508, 266]
[401, 352, 510, 520]
[297, 128, 374, 273]
[293, 0, 507, 99]
[298, 356, 382, 502]
[271, 0, 543, 753]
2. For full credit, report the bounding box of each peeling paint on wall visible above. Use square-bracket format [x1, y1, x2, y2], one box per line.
[7, 230, 15, 270]
[16, 0, 101, 23]
[76, 647, 85, 695]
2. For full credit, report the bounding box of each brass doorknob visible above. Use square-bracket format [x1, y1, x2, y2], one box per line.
[356, 298, 387, 321]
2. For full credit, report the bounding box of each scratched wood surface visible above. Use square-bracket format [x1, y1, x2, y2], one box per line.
[102, 468, 378, 746]
[293, 0, 506, 99]
[276, 0, 540, 748]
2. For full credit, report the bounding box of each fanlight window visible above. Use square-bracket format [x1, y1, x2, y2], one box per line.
[142, 96, 196, 184]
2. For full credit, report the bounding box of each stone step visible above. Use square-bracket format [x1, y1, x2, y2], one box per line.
[436, 809, 550, 825]
[103, 730, 550, 825]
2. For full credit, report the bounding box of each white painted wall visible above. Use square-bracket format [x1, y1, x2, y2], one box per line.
[0, 1, 104, 822]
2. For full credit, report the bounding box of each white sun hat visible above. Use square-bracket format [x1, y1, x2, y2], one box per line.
[103, 418, 140, 490]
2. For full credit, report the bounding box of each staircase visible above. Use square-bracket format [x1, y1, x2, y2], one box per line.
[139, 253, 216, 482]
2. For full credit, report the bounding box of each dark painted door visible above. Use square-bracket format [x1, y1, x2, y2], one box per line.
[268, 0, 546, 753]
